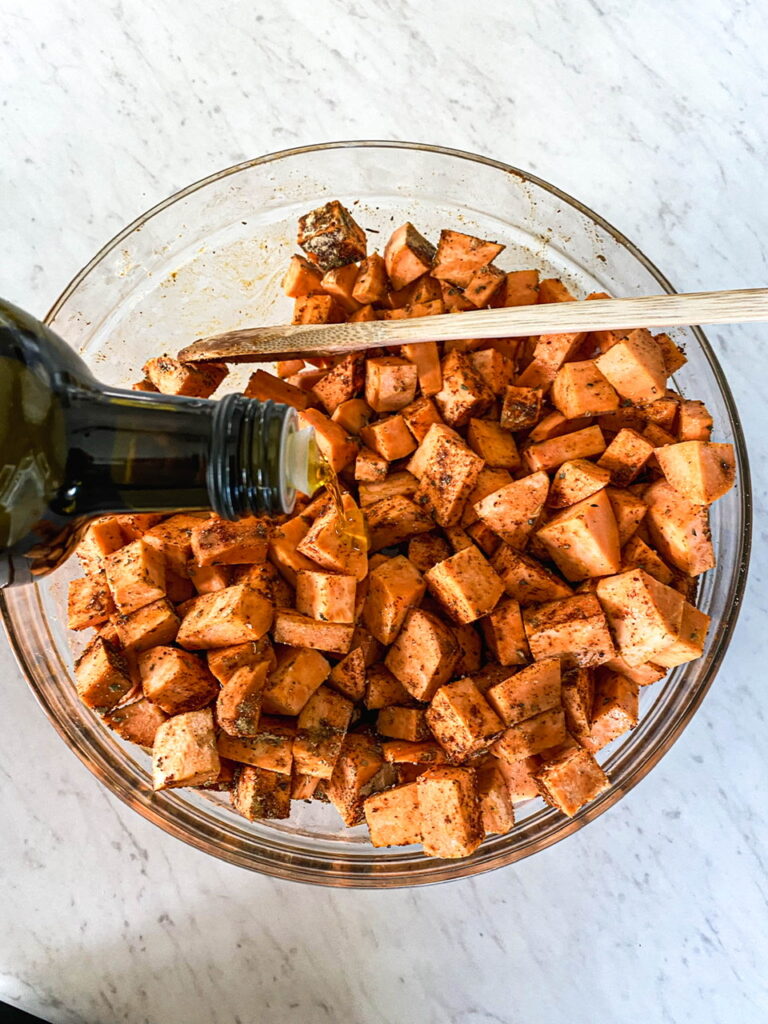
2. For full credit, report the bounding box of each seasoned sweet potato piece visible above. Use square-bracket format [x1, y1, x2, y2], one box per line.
[102, 539, 166, 616]
[596, 568, 684, 666]
[67, 573, 115, 630]
[597, 429, 655, 487]
[377, 706, 432, 742]
[326, 732, 388, 826]
[535, 746, 610, 815]
[273, 608, 354, 655]
[466, 419, 520, 470]
[385, 608, 459, 701]
[358, 471, 418, 508]
[311, 353, 365, 414]
[407, 532, 452, 573]
[434, 351, 495, 428]
[268, 515, 319, 585]
[177, 584, 272, 650]
[298, 408, 357, 473]
[295, 570, 357, 624]
[523, 593, 615, 668]
[206, 638, 276, 685]
[297, 493, 367, 581]
[143, 356, 227, 398]
[492, 707, 567, 761]
[537, 278, 576, 304]
[74, 636, 134, 711]
[139, 646, 219, 715]
[190, 516, 270, 567]
[551, 359, 619, 421]
[364, 664, 411, 709]
[432, 229, 505, 288]
[363, 555, 426, 644]
[103, 698, 168, 748]
[332, 397, 373, 436]
[327, 647, 367, 701]
[643, 479, 715, 576]
[464, 263, 506, 307]
[400, 397, 443, 445]
[536, 488, 621, 581]
[413, 425, 484, 528]
[188, 562, 231, 595]
[467, 348, 515, 396]
[365, 356, 419, 413]
[606, 487, 647, 546]
[500, 385, 543, 432]
[498, 269, 539, 306]
[399, 343, 442, 397]
[352, 252, 389, 304]
[425, 545, 504, 625]
[360, 414, 417, 461]
[232, 764, 291, 820]
[355, 446, 389, 482]
[525, 425, 606, 473]
[76, 516, 125, 574]
[364, 781, 422, 847]
[293, 685, 354, 778]
[282, 253, 323, 297]
[152, 708, 220, 790]
[218, 717, 296, 774]
[417, 766, 483, 858]
[603, 654, 666, 687]
[492, 546, 573, 605]
[655, 441, 735, 505]
[298, 199, 367, 271]
[473, 471, 550, 549]
[113, 598, 180, 653]
[595, 329, 667, 403]
[216, 661, 270, 737]
[384, 223, 436, 290]
[365, 494, 434, 551]
[622, 535, 674, 584]
[244, 369, 311, 410]
[142, 514, 204, 575]
[678, 400, 713, 442]
[480, 597, 530, 666]
[547, 459, 610, 509]
[475, 762, 515, 835]
[561, 667, 594, 744]
[652, 600, 710, 668]
[427, 678, 504, 760]
[486, 658, 561, 726]
[320, 265, 361, 314]
[517, 331, 588, 389]
[493, 751, 540, 802]
[583, 671, 639, 752]
[262, 645, 330, 715]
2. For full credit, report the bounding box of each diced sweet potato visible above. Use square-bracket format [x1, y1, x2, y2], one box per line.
[364, 781, 422, 847]
[383, 222, 436, 290]
[407, 532, 452, 573]
[327, 647, 367, 701]
[363, 555, 426, 644]
[643, 480, 715, 576]
[492, 707, 567, 761]
[464, 263, 506, 307]
[143, 356, 227, 398]
[655, 441, 735, 505]
[365, 356, 419, 413]
[364, 664, 411, 709]
[596, 568, 684, 666]
[493, 751, 540, 802]
[434, 351, 494, 428]
[597, 428, 655, 487]
[536, 488, 621, 581]
[218, 716, 296, 774]
[76, 516, 125, 574]
[427, 678, 504, 760]
[449, 623, 482, 677]
[424, 545, 504, 625]
[268, 515, 319, 585]
[332, 397, 373, 436]
[443, 526, 474, 553]
[365, 494, 435, 551]
[492, 546, 573, 605]
[102, 538, 166, 616]
[652, 601, 710, 668]
[537, 278, 576, 304]
[413, 425, 484, 528]
[417, 766, 483, 858]
[525, 425, 606, 473]
[551, 360, 619, 419]
[678, 400, 713, 442]
[498, 269, 539, 306]
[293, 685, 354, 778]
[595, 329, 667, 403]
[603, 655, 666, 687]
[295, 570, 357, 624]
[216, 661, 270, 737]
[381, 740, 446, 766]
[400, 343, 442, 396]
[473, 471, 550, 549]
[282, 253, 323, 297]
[561, 667, 594, 744]
[139, 646, 219, 715]
[297, 494, 368, 581]
[232, 764, 291, 820]
[67, 573, 115, 630]
[176, 584, 272, 650]
[535, 746, 610, 815]
[486, 658, 561, 726]
[523, 593, 615, 668]
[622, 535, 674, 584]
[480, 598, 530, 666]
[298, 408, 357, 473]
[358, 470, 419, 507]
[400, 396, 444, 444]
[517, 331, 587, 389]
[206, 638, 276, 685]
[142, 514, 203, 575]
[103, 698, 168, 748]
[466, 521, 500, 557]
[190, 516, 270, 567]
[272, 608, 354, 655]
[377, 706, 431, 742]
[113, 598, 180, 653]
[466, 419, 520, 470]
[298, 200, 367, 271]
[547, 459, 610, 509]
[385, 608, 460, 701]
[152, 708, 220, 790]
[477, 763, 515, 835]
[500, 385, 543, 432]
[320, 265, 361, 314]
[311, 353, 365, 414]
[326, 732, 387, 826]
[352, 252, 389, 304]
[244, 369, 311, 411]
[606, 487, 647, 546]
[643, 422, 676, 448]
[432, 229, 505, 288]
[360, 414, 417, 461]
[188, 562, 231, 595]
[583, 671, 639, 752]
[355, 446, 389, 482]
[74, 636, 134, 711]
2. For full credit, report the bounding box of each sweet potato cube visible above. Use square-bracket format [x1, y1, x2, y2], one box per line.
[480, 598, 530, 666]
[547, 459, 610, 509]
[188, 562, 231, 595]
[407, 423, 460, 480]
[377, 706, 432, 742]
[297, 494, 368, 581]
[538, 278, 576, 303]
[152, 708, 220, 790]
[232, 765, 291, 820]
[561, 667, 595, 744]
[218, 716, 296, 774]
[551, 360, 619, 419]
[400, 397, 444, 444]
[492, 546, 573, 605]
[432, 229, 505, 288]
[596, 568, 684, 666]
[74, 636, 133, 711]
[139, 646, 218, 715]
[76, 516, 125, 574]
[523, 593, 615, 667]
[295, 570, 357, 624]
[142, 514, 203, 575]
[621, 535, 674, 584]
[297, 199, 366, 271]
[177, 584, 272, 650]
[536, 488, 621, 581]
[385, 608, 459, 700]
[525, 426, 607, 473]
[272, 609, 354, 655]
[464, 263, 506, 307]
[320, 264, 361, 314]
[143, 356, 227, 398]
[327, 647, 367, 701]
[103, 698, 168, 748]
[365, 495, 435, 551]
[499, 269, 539, 306]
[268, 516, 319, 585]
[466, 419, 520, 470]
[427, 678, 504, 760]
[535, 746, 610, 815]
[358, 471, 418, 508]
[113, 598, 180, 653]
[362, 555, 426, 644]
[282, 253, 323, 297]
[407, 532, 452, 573]
[652, 601, 710, 668]
[519, 331, 588, 386]
[486, 658, 561, 725]
[355, 446, 389, 482]
[434, 351, 494, 428]
[244, 369, 311, 411]
[643, 480, 715, 576]
[352, 251, 389, 304]
[606, 487, 647, 546]
[311, 353, 365, 414]
[216, 661, 270, 737]
[500, 385, 543, 432]
[595, 329, 667, 403]
[360, 414, 417, 461]
[417, 766, 483, 857]
[364, 781, 422, 847]
[206, 639, 276, 685]
[326, 732, 387, 826]
[493, 752, 540, 801]
[492, 707, 567, 760]
[190, 516, 270, 567]
[583, 671, 639, 752]
[597, 429, 655, 487]
[399, 343, 442, 397]
[383, 222, 435, 290]
[424, 545, 504, 625]
[365, 664, 413, 709]
[413, 426, 484, 528]
[102, 539, 166, 616]
[298, 408, 357, 473]
[381, 740, 446, 766]
[603, 655, 666, 687]
[293, 685, 354, 778]
[365, 357, 418, 413]
[67, 573, 115, 630]
[332, 397, 372, 436]
[655, 441, 735, 505]
[477, 764, 515, 835]
[678, 400, 713, 442]
[473, 471, 550, 550]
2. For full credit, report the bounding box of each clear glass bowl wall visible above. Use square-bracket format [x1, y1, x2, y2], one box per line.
[1, 143, 751, 887]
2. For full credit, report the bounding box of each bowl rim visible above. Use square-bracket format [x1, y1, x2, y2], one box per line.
[2, 139, 753, 887]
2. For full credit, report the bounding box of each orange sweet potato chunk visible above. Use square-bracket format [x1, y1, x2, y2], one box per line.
[524, 425, 607, 473]
[353, 252, 389, 304]
[365, 357, 419, 413]
[417, 766, 484, 858]
[480, 597, 530, 666]
[384, 222, 436, 290]
[548, 459, 611, 508]
[473, 471, 550, 549]
[551, 360, 619, 419]
[597, 428, 655, 487]
[534, 746, 610, 815]
[385, 608, 460, 701]
[535, 488, 621, 581]
[282, 253, 323, 297]
[523, 593, 615, 668]
[298, 408, 357, 473]
[425, 545, 505, 625]
[596, 568, 684, 666]
[492, 546, 573, 605]
[643, 480, 715, 576]
[655, 441, 735, 505]
[595, 329, 667, 403]
[432, 229, 505, 288]
[364, 781, 422, 847]
[434, 351, 495, 428]
[363, 555, 426, 644]
[297, 200, 367, 271]
[486, 658, 562, 726]
[400, 343, 442, 397]
[498, 269, 539, 307]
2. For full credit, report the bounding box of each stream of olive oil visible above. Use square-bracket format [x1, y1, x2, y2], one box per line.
[315, 452, 367, 557]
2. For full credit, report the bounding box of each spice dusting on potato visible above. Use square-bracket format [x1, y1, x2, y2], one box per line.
[66, 201, 733, 856]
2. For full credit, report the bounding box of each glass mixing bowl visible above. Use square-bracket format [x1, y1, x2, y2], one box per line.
[0, 142, 751, 887]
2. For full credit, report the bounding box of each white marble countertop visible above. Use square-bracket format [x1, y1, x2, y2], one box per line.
[2, 2, 767, 1022]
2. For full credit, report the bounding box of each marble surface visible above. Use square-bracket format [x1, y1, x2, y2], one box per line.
[1, 1, 768, 1021]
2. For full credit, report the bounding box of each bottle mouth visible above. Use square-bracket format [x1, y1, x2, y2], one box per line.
[280, 410, 311, 514]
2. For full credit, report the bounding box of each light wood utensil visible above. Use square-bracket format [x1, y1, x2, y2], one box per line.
[178, 287, 768, 363]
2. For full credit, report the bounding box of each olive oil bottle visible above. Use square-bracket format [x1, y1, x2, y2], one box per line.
[0, 299, 318, 587]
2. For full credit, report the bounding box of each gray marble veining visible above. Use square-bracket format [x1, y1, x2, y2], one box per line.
[1, 1, 767, 1022]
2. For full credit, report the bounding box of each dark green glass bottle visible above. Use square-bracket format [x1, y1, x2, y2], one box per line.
[0, 299, 318, 587]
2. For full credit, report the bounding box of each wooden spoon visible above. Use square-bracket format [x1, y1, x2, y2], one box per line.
[178, 287, 768, 364]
